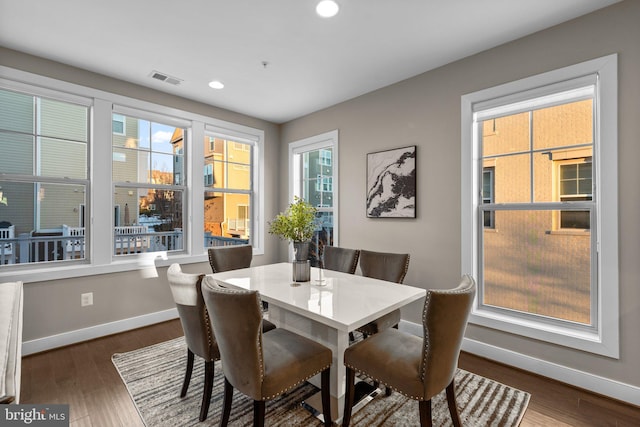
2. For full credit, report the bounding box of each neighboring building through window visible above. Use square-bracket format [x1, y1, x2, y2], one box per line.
[461, 54, 618, 357]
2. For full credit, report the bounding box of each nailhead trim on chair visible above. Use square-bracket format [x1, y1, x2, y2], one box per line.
[421, 278, 475, 382]
[260, 364, 332, 400]
[344, 363, 425, 401]
[349, 251, 360, 275]
[399, 254, 410, 284]
[348, 276, 475, 400]
[206, 280, 332, 401]
[420, 290, 432, 383]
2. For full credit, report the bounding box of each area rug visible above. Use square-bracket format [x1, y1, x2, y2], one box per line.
[112, 337, 530, 426]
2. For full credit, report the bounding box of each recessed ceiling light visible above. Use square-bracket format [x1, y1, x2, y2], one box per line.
[208, 80, 224, 89]
[316, 0, 339, 18]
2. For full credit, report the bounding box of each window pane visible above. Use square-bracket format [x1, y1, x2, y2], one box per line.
[206, 139, 252, 191]
[40, 98, 88, 142]
[481, 112, 530, 156]
[113, 116, 184, 184]
[0, 89, 33, 134]
[488, 153, 531, 203]
[0, 132, 33, 175]
[0, 181, 87, 264]
[560, 210, 590, 229]
[38, 183, 86, 229]
[40, 138, 87, 179]
[114, 187, 183, 255]
[483, 209, 591, 324]
[204, 191, 250, 246]
[533, 99, 593, 150]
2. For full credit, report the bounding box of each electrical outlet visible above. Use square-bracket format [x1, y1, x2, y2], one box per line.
[81, 292, 93, 307]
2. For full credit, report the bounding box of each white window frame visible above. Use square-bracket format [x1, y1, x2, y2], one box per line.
[202, 124, 264, 255]
[289, 130, 339, 259]
[0, 65, 265, 283]
[461, 54, 619, 358]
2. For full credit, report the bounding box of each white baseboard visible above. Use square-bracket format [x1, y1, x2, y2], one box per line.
[22, 308, 179, 356]
[399, 320, 640, 407]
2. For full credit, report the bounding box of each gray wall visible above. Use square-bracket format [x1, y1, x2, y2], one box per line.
[0, 46, 282, 342]
[280, 1, 640, 389]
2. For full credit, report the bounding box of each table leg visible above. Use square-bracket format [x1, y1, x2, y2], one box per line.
[268, 306, 349, 419]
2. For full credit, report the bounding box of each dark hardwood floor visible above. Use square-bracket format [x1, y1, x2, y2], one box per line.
[20, 319, 640, 426]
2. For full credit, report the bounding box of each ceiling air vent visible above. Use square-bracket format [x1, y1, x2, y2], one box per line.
[149, 70, 182, 86]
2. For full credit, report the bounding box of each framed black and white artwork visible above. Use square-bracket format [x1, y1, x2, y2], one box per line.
[366, 145, 416, 218]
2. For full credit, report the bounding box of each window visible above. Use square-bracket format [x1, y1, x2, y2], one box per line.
[320, 149, 332, 166]
[316, 175, 333, 192]
[0, 86, 90, 264]
[290, 130, 339, 266]
[204, 163, 214, 187]
[0, 67, 266, 282]
[112, 113, 185, 255]
[558, 160, 592, 230]
[112, 113, 125, 135]
[461, 54, 618, 357]
[482, 167, 494, 228]
[203, 135, 254, 246]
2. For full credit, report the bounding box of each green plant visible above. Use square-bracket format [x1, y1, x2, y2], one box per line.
[268, 196, 317, 242]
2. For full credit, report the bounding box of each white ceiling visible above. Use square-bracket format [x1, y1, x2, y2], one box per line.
[0, 0, 621, 124]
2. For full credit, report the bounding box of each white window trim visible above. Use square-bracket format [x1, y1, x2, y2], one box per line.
[203, 124, 264, 255]
[461, 54, 618, 358]
[288, 130, 339, 258]
[0, 65, 265, 283]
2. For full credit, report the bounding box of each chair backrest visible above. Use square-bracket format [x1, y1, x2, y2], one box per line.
[207, 244, 253, 273]
[201, 276, 264, 400]
[323, 246, 360, 274]
[167, 264, 218, 361]
[359, 250, 410, 283]
[420, 275, 476, 399]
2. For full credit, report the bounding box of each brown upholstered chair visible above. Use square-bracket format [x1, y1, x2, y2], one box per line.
[342, 275, 476, 427]
[201, 276, 333, 427]
[356, 250, 410, 337]
[208, 244, 269, 311]
[207, 244, 253, 273]
[322, 246, 360, 274]
[167, 264, 275, 421]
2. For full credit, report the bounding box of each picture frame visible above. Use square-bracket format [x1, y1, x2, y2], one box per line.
[366, 145, 416, 218]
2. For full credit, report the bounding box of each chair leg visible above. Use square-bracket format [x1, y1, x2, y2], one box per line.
[180, 349, 194, 397]
[199, 360, 215, 422]
[320, 368, 332, 427]
[253, 400, 266, 427]
[220, 378, 234, 427]
[446, 380, 462, 427]
[342, 367, 356, 427]
[418, 399, 433, 427]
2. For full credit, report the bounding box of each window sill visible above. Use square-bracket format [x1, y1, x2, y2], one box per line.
[545, 229, 590, 236]
[469, 307, 618, 359]
[0, 252, 210, 284]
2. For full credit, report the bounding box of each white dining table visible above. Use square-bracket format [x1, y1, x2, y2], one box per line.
[208, 262, 426, 421]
